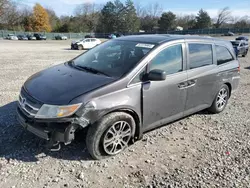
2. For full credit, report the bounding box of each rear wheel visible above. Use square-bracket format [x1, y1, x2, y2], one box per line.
[86, 112, 135, 160]
[208, 84, 229, 113]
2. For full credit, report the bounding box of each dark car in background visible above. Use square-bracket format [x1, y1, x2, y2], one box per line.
[236, 36, 249, 42]
[55, 34, 68, 40]
[108, 33, 117, 39]
[17, 35, 28, 40]
[26, 34, 36, 40]
[17, 35, 240, 159]
[115, 33, 124, 37]
[85, 34, 94, 38]
[34, 33, 47, 40]
[224, 31, 235, 36]
[231, 40, 249, 57]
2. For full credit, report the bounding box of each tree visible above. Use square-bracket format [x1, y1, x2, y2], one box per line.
[176, 14, 196, 30]
[140, 15, 158, 31]
[147, 3, 163, 17]
[214, 7, 232, 28]
[98, 0, 139, 33]
[113, 0, 126, 32]
[99, 1, 116, 32]
[234, 16, 250, 28]
[137, 3, 162, 32]
[1, 1, 20, 30]
[123, 0, 139, 32]
[234, 20, 248, 28]
[45, 8, 61, 31]
[72, 3, 101, 32]
[20, 7, 34, 31]
[158, 11, 176, 31]
[33, 3, 51, 32]
[195, 9, 211, 29]
[0, 0, 9, 18]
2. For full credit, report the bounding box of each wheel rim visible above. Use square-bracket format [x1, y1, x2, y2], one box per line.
[216, 88, 228, 110]
[103, 121, 132, 155]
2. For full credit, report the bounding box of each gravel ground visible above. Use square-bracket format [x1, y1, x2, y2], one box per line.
[0, 38, 249, 188]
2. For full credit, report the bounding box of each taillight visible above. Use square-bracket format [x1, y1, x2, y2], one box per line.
[237, 65, 240, 73]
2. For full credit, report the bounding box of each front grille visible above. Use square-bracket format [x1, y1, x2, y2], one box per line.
[18, 88, 43, 117]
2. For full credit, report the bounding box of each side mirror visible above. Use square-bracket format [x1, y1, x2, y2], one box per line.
[147, 69, 166, 81]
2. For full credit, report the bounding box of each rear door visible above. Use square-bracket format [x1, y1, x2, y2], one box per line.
[184, 42, 218, 116]
[141, 43, 188, 131]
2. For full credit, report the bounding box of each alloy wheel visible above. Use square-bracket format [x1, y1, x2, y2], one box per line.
[103, 121, 132, 155]
[216, 88, 228, 110]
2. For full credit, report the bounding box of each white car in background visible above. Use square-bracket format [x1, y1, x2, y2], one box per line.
[6, 34, 18, 40]
[71, 38, 101, 50]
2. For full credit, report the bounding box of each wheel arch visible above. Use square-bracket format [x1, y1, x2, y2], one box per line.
[224, 82, 232, 98]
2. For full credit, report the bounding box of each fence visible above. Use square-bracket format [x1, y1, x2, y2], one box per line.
[1, 27, 250, 39]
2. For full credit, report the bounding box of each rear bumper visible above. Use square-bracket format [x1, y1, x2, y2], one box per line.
[17, 106, 79, 144]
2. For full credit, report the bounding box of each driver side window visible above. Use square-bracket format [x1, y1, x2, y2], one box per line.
[150, 44, 183, 75]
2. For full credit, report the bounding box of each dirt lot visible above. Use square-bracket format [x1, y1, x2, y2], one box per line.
[0, 38, 249, 188]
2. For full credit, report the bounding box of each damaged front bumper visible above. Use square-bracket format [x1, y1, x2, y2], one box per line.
[17, 105, 86, 145]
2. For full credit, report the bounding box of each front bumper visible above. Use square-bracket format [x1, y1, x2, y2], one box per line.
[71, 43, 78, 50]
[17, 106, 79, 144]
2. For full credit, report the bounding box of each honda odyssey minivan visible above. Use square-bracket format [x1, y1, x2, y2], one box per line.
[17, 35, 240, 159]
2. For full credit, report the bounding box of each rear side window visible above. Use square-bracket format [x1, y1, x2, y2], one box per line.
[215, 45, 234, 65]
[188, 43, 213, 69]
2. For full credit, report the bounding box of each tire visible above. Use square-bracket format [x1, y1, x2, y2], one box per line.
[243, 50, 248, 57]
[208, 84, 230, 114]
[86, 112, 136, 160]
[78, 45, 83, 50]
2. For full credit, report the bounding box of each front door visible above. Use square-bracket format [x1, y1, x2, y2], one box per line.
[142, 43, 188, 131]
[84, 39, 91, 49]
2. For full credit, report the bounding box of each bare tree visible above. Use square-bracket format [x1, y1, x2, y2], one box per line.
[0, 0, 10, 18]
[147, 3, 163, 17]
[74, 3, 102, 16]
[176, 14, 196, 29]
[135, 2, 145, 17]
[214, 7, 232, 28]
[73, 3, 102, 32]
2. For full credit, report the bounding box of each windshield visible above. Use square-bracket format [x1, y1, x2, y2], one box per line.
[231, 41, 240, 47]
[72, 40, 155, 78]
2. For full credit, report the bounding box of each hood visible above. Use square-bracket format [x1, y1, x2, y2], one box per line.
[24, 63, 116, 105]
[72, 39, 82, 44]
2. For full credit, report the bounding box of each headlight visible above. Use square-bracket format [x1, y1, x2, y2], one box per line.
[35, 103, 82, 119]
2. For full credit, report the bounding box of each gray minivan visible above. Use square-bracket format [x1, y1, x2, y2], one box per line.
[17, 35, 240, 159]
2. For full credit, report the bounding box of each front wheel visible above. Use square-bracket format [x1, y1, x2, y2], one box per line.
[242, 49, 248, 57]
[86, 112, 136, 160]
[78, 45, 83, 50]
[208, 84, 229, 114]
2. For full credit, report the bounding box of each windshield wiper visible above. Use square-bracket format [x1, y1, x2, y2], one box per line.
[74, 65, 110, 77]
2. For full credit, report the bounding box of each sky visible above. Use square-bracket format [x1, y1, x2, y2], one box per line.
[16, 0, 250, 18]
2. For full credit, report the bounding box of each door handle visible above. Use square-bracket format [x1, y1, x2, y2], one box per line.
[178, 82, 187, 89]
[187, 79, 197, 87]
